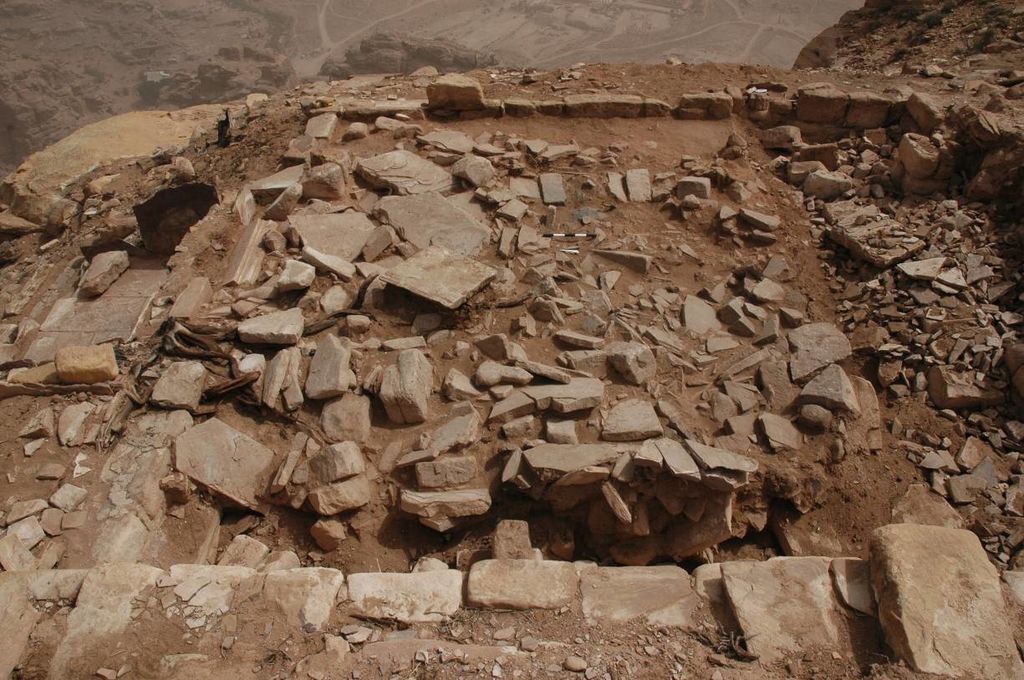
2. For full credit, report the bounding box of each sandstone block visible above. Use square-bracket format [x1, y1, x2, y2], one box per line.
[870, 524, 1022, 678]
[467, 559, 580, 609]
[54, 344, 118, 384]
[348, 570, 463, 623]
[380, 349, 433, 425]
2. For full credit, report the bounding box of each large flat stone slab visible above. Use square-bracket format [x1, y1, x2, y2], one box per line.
[523, 443, 620, 478]
[870, 524, 1023, 679]
[721, 557, 850, 664]
[373, 192, 489, 256]
[379, 246, 497, 309]
[467, 559, 580, 610]
[49, 564, 164, 679]
[356, 150, 453, 195]
[173, 418, 276, 511]
[262, 568, 346, 632]
[347, 570, 464, 623]
[0, 576, 41, 678]
[580, 565, 699, 627]
[291, 211, 377, 263]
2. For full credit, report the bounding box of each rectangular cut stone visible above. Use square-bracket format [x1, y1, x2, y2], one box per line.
[625, 168, 652, 202]
[347, 571, 464, 623]
[870, 524, 1023, 679]
[563, 94, 643, 118]
[581, 566, 698, 627]
[721, 557, 851, 664]
[380, 246, 497, 309]
[524, 443, 620, 478]
[467, 559, 580, 610]
[539, 173, 567, 205]
[174, 418, 276, 511]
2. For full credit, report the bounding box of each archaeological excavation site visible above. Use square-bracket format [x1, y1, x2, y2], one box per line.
[2, 4, 1024, 678]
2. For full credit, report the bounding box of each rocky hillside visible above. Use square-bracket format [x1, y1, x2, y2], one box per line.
[797, 0, 1024, 72]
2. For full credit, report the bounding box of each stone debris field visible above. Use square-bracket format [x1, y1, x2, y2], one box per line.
[0, 65, 1022, 679]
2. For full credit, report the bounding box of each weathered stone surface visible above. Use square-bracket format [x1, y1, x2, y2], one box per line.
[452, 154, 495, 187]
[305, 335, 355, 400]
[174, 417, 276, 511]
[49, 564, 164, 679]
[310, 442, 366, 485]
[310, 518, 347, 551]
[796, 82, 849, 124]
[467, 559, 580, 609]
[218, 534, 270, 568]
[0, 534, 36, 571]
[380, 245, 497, 309]
[263, 568, 346, 632]
[803, 169, 853, 200]
[305, 112, 339, 139]
[348, 570, 464, 622]
[787, 323, 852, 382]
[0, 572, 40, 676]
[54, 344, 118, 384]
[601, 399, 662, 441]
[685, 440, 758, 490]
[308, 476, 371, 515]
[237, 308, 304, 345]
[50, 483, 88, 512]
[564, 93, 643, 117]
[625, 168, 652, 202]
[580, 565, 698, 628]
[870, 524, 1022, 679]
[356, 150, 453, 195]
[927, 365, 1003, 410]
[380, 349, 433, 425]
[523, 443, 619, 478]
[291, 212, 377, 264]
[79, 250, 129, 297]
[830, 557, 876, 616]
[682, 295, 721, 335]
[722, 557, 849, 664]
[539, 173, 567, 205]
[374, 192, 489, 256]
[758, 413, 802, 452]
[605, 342, 656, 385]
[890, 484, 964, 528]
[426, 74, 485, 110]
[322, 393, 371, 443]
[277, 259, 316, 292]
[493, 519, 534, 559]
[151, 361, 206, 410]
[415, 456, 477, 489]
[675, 176, 711, 200]
[400, 489, 491, 527]
[169, 276, 213, 319]
[798, 364, 860, 414]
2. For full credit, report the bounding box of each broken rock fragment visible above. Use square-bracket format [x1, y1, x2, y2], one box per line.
[151, 361, 206, 411]
[602, 399, 662, 442]
[174, 418, 276, 511]
[308, 476, 371, 515]
[356, 150, 453, 195]
[379, 349, 433, 425]
[787, 322, 852, 382]
[305, 335, 355, 400]
[379, 245, 497, 309]
[237, 308, 304, 345]
[79, 250, 129, 297]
